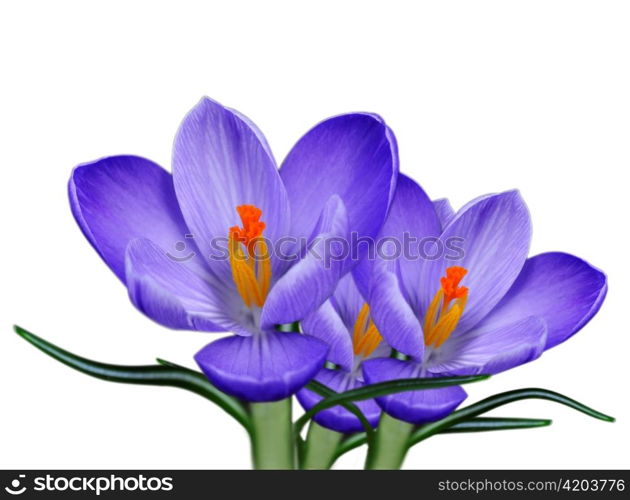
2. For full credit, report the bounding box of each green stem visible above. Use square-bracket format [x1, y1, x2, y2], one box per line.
[365, 413, 414, 469]
[301, 422, 343, 469]
[249, 399, 294, 469]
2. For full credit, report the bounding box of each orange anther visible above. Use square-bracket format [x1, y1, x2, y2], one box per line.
[228, 205, 271, 308]
[440, 266, 469, 304]
[423, 266, 469, 348]
[230, 204, 266, 255]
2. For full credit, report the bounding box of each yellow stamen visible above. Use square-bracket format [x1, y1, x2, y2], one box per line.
[423, 266, 469, 348]
[363, 323, 383, 354]
[352, 303, 383, 357]
[228, 205, 271, 308]
[256, 237, 272, 299]
[423, 288, 444, 338]
[352, 303, 371, 347]
[428, 303, 463, 347]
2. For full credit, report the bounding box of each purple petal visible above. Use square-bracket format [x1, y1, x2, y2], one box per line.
[302, 273, 377, 371]
[367, 260, 424, 358]
[195, 331, 328, 402]
[227, 106, 276, 164]
[261, 195, 349, 328]
[301, 300, 354, 371]
[433, 198, 455, 230]
[351, 253, 374, 301]
[362, 358, 467, 424]
[418, 191, 532, 333]
[481, 252, 607, 349]
[427, 316, 547, 375]
[125, 239, 252, 335]
[378, 175, 441, 314]
[280, 113, 398, 243]
[330, 274, 368, 331]
[172, 97, 291, 278]
[68, 155, 196, 283]
[296, 368, 381, 433]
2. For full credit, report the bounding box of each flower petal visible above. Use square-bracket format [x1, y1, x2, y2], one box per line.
[301, 300, 354, 371]
[362, 358, 467, 424]
[280, 113, 398, 243]
[378, 175, 441, 314]
[261, 195, 349, 328]
[480, 252, 607, 349]
[172, 97, 291, 279]
[352, 177, 438, 358]
[125, 238, 253, 334]
[227, 106, 276, 164]
[195, 331, 328, 402]
[419, 191, 532, 333]
[367, 261, 424, 358]
[433, 198, 455, 230]
[296, 368, 381, 433]
[330, 273, 368, 331]
[69, 155, 196, 282]
[427, 316, 547, 375]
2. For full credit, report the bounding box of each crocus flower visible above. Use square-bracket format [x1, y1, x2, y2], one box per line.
[354, 175, 607, 424]
[68, 97, 398, 402]
[296, 274, 383, 433]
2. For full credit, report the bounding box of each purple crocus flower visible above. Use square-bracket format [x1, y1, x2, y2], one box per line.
[296, 274, 384, 433]
[355, 175, 607, 424]
[68, 97, 398, 402]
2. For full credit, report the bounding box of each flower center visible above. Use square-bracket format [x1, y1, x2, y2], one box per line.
[423, 266, 469, 348]
[228, 205, 271, 308]
[352, 303, 383, 357]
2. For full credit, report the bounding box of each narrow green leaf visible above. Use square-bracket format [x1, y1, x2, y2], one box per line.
[294, 374, 489, 436]
[303, 380, 374, 436]
[409, 388, 614, 447]
[335, 432, 369, 460]
[14, 325, 251, 433]
[333, 417, 551, 460]
[439, 417, 552, 433]
[155, 358, 187, 369]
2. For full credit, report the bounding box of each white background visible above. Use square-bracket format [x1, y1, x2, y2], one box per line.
[1, 0, 628, 469]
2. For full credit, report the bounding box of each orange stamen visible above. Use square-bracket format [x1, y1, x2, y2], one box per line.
[228, 205, 271, 308]
[352, 303, 383, 357]
[440, 265, 468, 306]
[229, 205, 266, 257]
[424, 266, 469, 348]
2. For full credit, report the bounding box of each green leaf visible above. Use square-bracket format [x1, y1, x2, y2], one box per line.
[303, 380, 374, 436]
[408, 388, 614, 447]
[14, 325, 251, 433]
[293, 374, 489, 436]
[333, 417, 551, 460]
[335, 432, 370, 460]
[439, 416, 552, 433]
